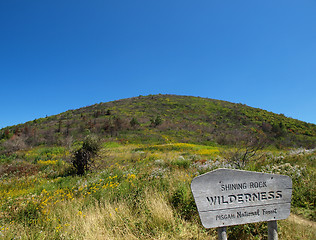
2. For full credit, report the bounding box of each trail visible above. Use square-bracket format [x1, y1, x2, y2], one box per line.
[288, 214, 316, 228]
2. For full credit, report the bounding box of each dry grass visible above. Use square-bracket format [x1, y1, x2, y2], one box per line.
[1, 190, 315, 240]
[279, 215, 316, 240]
[143, 190, 175, 229]
[1, 144, 315, 239]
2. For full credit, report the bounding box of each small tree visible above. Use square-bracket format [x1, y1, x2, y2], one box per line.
[222, 131, 268, 169]
[106, 109, 111, 115]
[1, 134, 27, 154]
[72, 135, 100, 175]
[151, 115, 162, 127]
[130, 117, 140, 128]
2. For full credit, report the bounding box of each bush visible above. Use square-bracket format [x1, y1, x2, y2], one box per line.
[151, 115, 162, 127]
[171, 183, 196, 220]
[171, 156, 191, 169]
[221, 132, 267, 169]
[228, 222, 267, 240]
[1, 135, 27, 154]
[72, 135, 101, 175]
[130, 117, 140, 128]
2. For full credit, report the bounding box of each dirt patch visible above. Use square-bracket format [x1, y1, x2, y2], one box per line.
[288, 214, 316, 228]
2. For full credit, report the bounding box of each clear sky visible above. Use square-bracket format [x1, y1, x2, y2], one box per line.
[1, 0, 316, 128]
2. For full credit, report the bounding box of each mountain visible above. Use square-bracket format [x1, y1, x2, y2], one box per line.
[1, 94, 315, 152]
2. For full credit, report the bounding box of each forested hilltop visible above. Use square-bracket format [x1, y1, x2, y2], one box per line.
[1, 94, 315, 153]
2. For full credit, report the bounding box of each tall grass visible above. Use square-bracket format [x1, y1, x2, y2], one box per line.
[0, 144, 315, 239]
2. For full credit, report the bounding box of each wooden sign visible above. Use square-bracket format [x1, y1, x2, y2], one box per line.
[191, 169, 292, 229]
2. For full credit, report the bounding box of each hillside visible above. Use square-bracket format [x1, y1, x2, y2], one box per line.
[1, 95, 315, 239]
[1, 94, 315, 152]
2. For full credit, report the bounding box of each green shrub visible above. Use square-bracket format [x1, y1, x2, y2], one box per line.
[228, 222, 267, 240]
[171, 183, 196, 220]
[171, 157, 191, 169]
[151, 115, 162, 127]
[72, 135, 101, 175]
[130, 117, 140, 128]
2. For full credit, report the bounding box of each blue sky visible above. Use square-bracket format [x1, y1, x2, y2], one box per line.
[1, 0, 316, 128]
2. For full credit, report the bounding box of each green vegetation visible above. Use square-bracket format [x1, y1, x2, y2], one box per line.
[0, 142, 315, 239]
[0, 94, 315, 239]
[72, 135, 101, 175]
[1, 95, 315, 150]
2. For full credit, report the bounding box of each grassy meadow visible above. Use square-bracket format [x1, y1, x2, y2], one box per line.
[0, 142, 315, 239]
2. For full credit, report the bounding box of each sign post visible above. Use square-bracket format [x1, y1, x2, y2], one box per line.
[191, 169, 292, 239]
[268, 220, 278, 240]
[217, 227, 227, 240]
